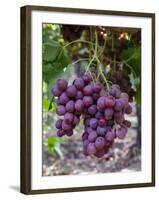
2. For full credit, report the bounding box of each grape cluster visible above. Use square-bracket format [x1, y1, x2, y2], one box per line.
[108, 70, 136, 102]
[52, 74, 132, 158]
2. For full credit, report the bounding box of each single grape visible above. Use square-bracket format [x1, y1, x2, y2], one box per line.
[65, 100, 75, 113]
[56, 105, 66, 116]
[88, 105, 97, 115]
[82, 74, 92, 84]
[73, 115, 80, 126]
[95, 111, 104, 119]
[57, 79, 68, 91]
[83, 96, 93, 107]
[122, 120, 131, 128]
[105, 130, 115, 141]
[105, 96, 115, 108]
[120, 92, 129, 104]
[74, 77, 85, 89]
[64, 113, 74, 124]
[95, 137, 105, 150]
[57, 129, 65, 137]
[87, 143, 97, 155]
[97, 126, 107, 136]
[97, 97, 106, 111]
[65, 130, 73, 136]
[55, 119, 63, 129]
[88, 130, 98, 142]
[62, 121, 73, 131]
[55, 98, 61, 105]
[95, 149, 105, 158]
[93, 83, 102, 93]
[105, 108, 114, 120]
[116, 127, 127, 139]
[110, 87, 121, 98]
[89, 118, 98, 129]
[82, 132, 88, 141]
[75, 99, 84, 112]
[66, 85, 77, 97]
[83, 139, 89, 148]
[98, 118, 107, 127]
[52, 85, 62, 97]
[125, 104, 132, 114]
[59, 92, 69, 105]
[83, 85, 93, 96]
[92, 93, 100, 101]
[84, 118, 91, 126]
[76, 91, 83, 100]
[114, 99, 124, 111]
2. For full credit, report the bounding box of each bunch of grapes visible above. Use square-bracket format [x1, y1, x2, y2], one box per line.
[52, 74, 132, 158]
[108, 70, 136, 102]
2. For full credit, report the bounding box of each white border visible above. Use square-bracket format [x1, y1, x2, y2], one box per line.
[31, 10, 152, 190]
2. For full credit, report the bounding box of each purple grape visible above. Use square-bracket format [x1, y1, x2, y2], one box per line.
[105, 130, 115, 141]
[66, 85, 77, 97]
[97, 97, 106, 111]
[56, 105, 66, 116]
[93, 83, 102, 93]
[52, 85, 62, 97]
[73, 115, 80, 126]
[65, 100, 75, 113]
[105, 108, 114, 120]
[55, 119, 63, 129]
[114, 99, 124, 111]
[88, 130, 97, 142]
[95, 137, 105, 150]
[57, 129, 65, 137]
[65, 130, 73, 136]
[55, 98, 61, 105]
[83, 85, 93, 96]
[83, 96, 93, 107]
[95, 111, 104, 119]
[75, 99, 84, 112]
[86, 127, 93, 134]
[88, 105, 97, 115]
[120, 92, 129, 104]
[112, 84, 120, 90]
[125, 104, 132, 114]
[62, 121, 73, 131]
[105, 96, 115, 108]
[82, 74, 92, 84]
[87, 143, 97, 155]
[83, 139, 89, 148]
[92, 93, 100, 101]
[97, 126, 107, 136]
[82, 132, 88, 141]
[59, 92, 69, 105]
[110, 87, 121, 98]
[89, 118, 98, 129]
[76, 91, 83, 100]
[74, 78, 85, 89]
[122, 120, 131, 128]
[116, 127, 127, 139]
[84, 118, 91, 126]
[98, 118, 107, 127]
[57, 79, 68, 91]
[95, 149, 105, 158]
[64, 113, 74, 124]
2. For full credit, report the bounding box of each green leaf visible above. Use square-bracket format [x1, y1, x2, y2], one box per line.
[43, 41, 62, 62]
[43, 98, 56, 112]
[47, 137, 63, 158]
